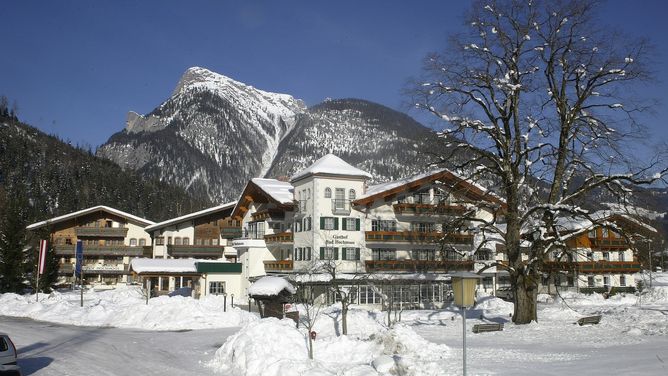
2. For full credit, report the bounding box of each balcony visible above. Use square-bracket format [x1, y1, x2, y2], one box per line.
[58, 263, 129, 275]
[589, 238, 628, 249]
[364, 260, 474, 272]
[393, 203, 467, 216]
[294, 200, 308, 216]
[263, 260, 294, 272]
[543, 261, 641, 274]
[264, 232, 294, 245]
[365, 231, 473, 245]
[55, 244, 144, 256]
[221, 227, 242, 239]
[251, 210, 285, 222]
[331, 199, 351, 215]
[74, 226, 128, 237]
[167, 245, 225, 257]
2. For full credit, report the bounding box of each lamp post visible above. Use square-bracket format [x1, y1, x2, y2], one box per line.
[451, 271, 482, 376]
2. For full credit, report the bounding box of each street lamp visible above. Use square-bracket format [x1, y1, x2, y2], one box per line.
[451, 271, 482, 376]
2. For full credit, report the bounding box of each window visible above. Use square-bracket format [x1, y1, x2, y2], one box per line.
[349, 189, 356, 200]
[174, 237, 182, 245]
[411, 222, 435, 233]
[620, 275, 626, 287]
[601, 228, 609, 237]
[343, 247, 360, 261]
[618, 251, 625, 262]
[129, 238, 137, 246]
[586, 251, 594, 260]
[167, 237, 173, 245]
[476, 249, 493, 261]
[139, 238, 146, 246]
[588, 276, 595, 287]
[305, 217, 312, 231]
[156, 237, 164, 246]
[321, 247, 337, 260]
[321, 217, 338, 230]
[248, 222, 265, 239]
[209, 281, 225, 295]
[334, 188, 346, 210]
[342, 217, 359, 231]
[295, 220, 302, 232]
[180, 237, 188, 245]
[588, 229, 596, 238]
[372, 248, 396, 260]
[325, 187, 332, 198]
[602, 252, 610, 261]
[603, 276, 610, 287]
[307, 188, 311, 199]
[295, 247, 311, 261]
[567, 276, 574, 287]
[412, 249, 436, 261]
[212, 238, 219, 245]
[371, 220, 397, 232]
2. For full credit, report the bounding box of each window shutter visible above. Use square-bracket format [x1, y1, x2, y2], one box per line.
[334, 248, 339, 260]
[356, 218, 360, 231]
[355, 248, 360, 260]
[307, 247, 311, 260]
[342, 218, 347, 230]
[334, 218, 339, 230]
[320, 247, 325, 260]
[320, 217, 325, 230]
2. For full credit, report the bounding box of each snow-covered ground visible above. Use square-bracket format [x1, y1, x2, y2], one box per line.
[2, 274, 668, 375]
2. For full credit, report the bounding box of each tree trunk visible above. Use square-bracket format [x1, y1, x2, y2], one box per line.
[341, 303, 348, 335]
[308, 335, 313, 359]
[512, 272, 538, 324]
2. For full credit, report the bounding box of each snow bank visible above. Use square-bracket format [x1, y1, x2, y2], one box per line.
[0, 285, 257, 330]
[248, 276, 295, 296]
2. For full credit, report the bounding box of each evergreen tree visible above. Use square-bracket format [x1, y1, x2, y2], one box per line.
[0, 192, 29, 293]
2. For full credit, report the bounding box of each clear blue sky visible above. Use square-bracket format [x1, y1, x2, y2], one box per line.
[2, 1, 667, 150]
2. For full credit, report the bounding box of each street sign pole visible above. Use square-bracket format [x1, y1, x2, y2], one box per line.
[75, 240, 84, 307]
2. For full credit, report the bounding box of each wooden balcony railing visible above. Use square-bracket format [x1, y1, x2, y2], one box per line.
[393, 203, 467, 216]
[365, 231, 473, 245]
[263, 260, 294, 272]
[365, 260, 474, 272]
[167, 245, 225, 257]
[55, 244, 143, 256]
[264, 232, 294, 244]
[543, 261, 641, 274]
[221, 227, 243, 239]
[74, 227, 128, 237]
[589, 238, 628, 249]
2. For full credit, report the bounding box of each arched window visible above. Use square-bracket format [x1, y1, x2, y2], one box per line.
[129, 238, 137, 246]
[325, 187, 332, 198]
[349, 189, 356, 200]
[174, 237, 182, 245]
[139, 238, 146, 246]
[182, 237, 190, 245]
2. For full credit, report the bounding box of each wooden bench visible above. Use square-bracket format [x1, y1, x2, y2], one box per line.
[576, 315, 602, 326]
[472, 323, 504, 333]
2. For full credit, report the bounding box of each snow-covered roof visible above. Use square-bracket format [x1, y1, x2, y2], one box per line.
[26, 205, 155, 230]
[290, 154, 372, 182]
[130, 258, 199, 273]
[251, 179, 294, 204]
[130, 258, 228, 274]
[145, 202, 236, 232]
[360, 169, 443, 199]
[555, 210, 658, 234]
[248, 276, 296, 296]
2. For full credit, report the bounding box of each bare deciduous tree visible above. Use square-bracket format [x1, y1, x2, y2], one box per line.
[411, 0, 667, 324]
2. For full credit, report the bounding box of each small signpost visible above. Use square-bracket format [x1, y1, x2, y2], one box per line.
[75, 240, 84, 307]
[451, 272, 482, 376]
[36, 239, 48, 302]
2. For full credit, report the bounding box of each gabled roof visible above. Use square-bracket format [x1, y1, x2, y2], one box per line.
[26, 205, 155, 230]
[556, 210, 658, 239]
[232, 178, 294, 219]
[290, 154, 372, 182]
[144, 201, 236, 232]
[354, 169, 506, 208]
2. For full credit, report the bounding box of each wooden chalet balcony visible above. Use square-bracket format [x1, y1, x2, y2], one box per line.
[74, 226, 128, 237]
[54, 244, 144, 256]
[365, 231, 473, 245]
[167, 245, 225, 257]
[393, 203, 467, 216]
[264, 260, 294, 272]
[365, 260, 474, 272]
[221, 227, 242, 239]
[251, 210, 285, 222]
[543, 261, 641, 274]
[589, 238, 628, 249]
[264, 232, 294, 244]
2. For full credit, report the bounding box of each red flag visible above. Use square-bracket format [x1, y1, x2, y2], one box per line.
[38, 240, 47, 275]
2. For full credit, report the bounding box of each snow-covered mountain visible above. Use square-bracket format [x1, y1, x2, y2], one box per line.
[97, 67, 306, 202]
[97, 68, 438, 203]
